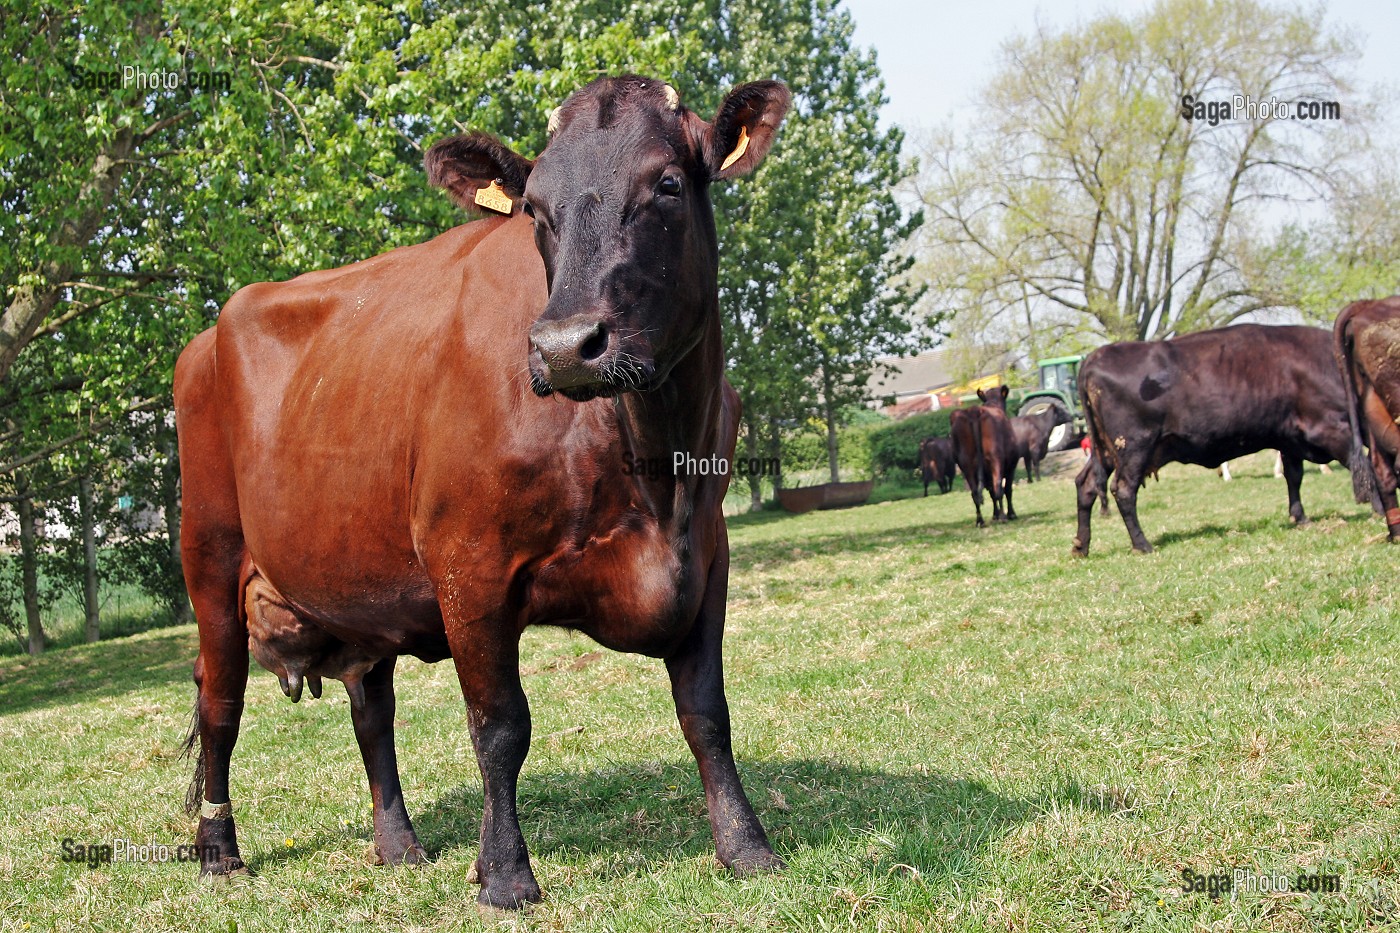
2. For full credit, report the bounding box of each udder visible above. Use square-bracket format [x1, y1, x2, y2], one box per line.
[244, 572, 381, 708]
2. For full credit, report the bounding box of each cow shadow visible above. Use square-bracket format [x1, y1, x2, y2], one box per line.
[1150, 509, 1370, 549]
[406, 758, 1026, 885]
[243, 758, 1030, 885]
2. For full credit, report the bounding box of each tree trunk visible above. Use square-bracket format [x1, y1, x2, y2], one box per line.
[0, 129, 136, 385]
[743, 420, 764, 512]
[161, 434, 193, 624]
[79, 475, 100, 642]
[767, 421, 784, 492]
[822, 363, 840, 483]
[16, 477, 44, 655]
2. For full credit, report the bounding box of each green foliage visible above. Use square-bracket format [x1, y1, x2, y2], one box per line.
[781, 420, 873, 483]
[868, 409, 955, 479]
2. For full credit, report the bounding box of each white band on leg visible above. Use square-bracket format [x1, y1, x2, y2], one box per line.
[201, 800, 233, 820]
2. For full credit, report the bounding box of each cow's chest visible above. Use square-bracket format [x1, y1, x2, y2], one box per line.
[525, 516, 699, 657]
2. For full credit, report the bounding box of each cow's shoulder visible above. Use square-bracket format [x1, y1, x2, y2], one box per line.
[214, 216, 520, 347]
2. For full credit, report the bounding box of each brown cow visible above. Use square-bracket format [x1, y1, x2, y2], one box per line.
[1072, 324, 1355, 555]
[1334, 295, 1400, 540]
[918, 436, 956, 495]
[1010, 402, 1071, 483]
[174, 75, 790, 908]
[949, 386, 1018, 526]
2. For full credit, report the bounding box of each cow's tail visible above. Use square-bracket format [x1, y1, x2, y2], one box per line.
[1079, 369, 1111, 513]
[1335, 309, 1382, 512]
[181, 699, 204, 817]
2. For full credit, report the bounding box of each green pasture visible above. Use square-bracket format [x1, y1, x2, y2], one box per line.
[1, 451, 1396, 931]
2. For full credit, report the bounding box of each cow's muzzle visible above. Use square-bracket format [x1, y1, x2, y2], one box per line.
[528, 313, 651, 400]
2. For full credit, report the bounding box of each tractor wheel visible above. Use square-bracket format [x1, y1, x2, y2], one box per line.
[1017, 399, 1078, 451]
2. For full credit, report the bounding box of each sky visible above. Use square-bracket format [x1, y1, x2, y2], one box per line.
[841, 0, 1399, 137]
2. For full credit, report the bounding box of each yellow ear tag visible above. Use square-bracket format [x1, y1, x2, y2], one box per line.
[474, 179, 514, 215]
[719, 126, 750, 171]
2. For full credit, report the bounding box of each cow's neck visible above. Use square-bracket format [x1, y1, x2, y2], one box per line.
[614, 311, 724, 525]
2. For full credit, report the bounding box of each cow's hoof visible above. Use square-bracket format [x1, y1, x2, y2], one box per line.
[1070, 543, 1088, 558]
[477, 877, 542, 910]
[199, 856, 251, 879]
[1291, 515, 1311, 526]
[376, 843, 430, 867]
[1132, 544, 1154, 554]
[726, 850, 786, 877]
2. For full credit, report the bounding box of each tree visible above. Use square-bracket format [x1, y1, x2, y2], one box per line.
[1248, 154, 1400, 324]
[712, 0, 927, 492]
[914, 0, 1361, 351]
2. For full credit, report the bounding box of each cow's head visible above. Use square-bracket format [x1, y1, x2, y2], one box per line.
[977, 386, 1011, 411]
[425, 75, 790, 401]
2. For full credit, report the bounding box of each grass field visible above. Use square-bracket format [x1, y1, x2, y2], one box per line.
[1, 450, 1397, 931]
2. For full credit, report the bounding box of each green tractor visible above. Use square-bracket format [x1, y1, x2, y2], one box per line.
[1014, 354, 1085, 451]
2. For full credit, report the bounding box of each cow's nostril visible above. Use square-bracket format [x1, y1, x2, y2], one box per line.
[579, 326, 608, 361]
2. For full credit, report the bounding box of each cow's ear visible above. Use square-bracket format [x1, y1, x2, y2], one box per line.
[424, 132, 533, 212]
[977, 388, 988, 403]
[704, 81, 791, 180]
[1000, 386, 1010, 401]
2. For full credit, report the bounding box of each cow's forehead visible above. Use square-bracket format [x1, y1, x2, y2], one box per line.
[536, 77, 696, 178]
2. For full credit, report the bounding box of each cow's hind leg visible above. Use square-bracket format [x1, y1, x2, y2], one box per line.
[1110, 452, 1153, 553]
[1279, 453, 1309, 525]
[1071, 456, 1102, 555]
[350, 656, 428, 866]
[968, 480, 985, 527]
[185, 550, 251, 877]
[989, 464, 1007, 522]
[667, 535, 781, 875]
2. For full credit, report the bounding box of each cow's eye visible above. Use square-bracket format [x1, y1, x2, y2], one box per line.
[658, 175, 683, 197]
[522, 201, 536, 219]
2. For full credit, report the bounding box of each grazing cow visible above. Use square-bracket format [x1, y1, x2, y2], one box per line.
[174, 75, 790, 908]
[1010, 403, 1071, 483]
[1334, 296, 1400, 540]
[918, 436, 956, 495]
[950, 386, 1018, 526]
[1072, 324, 1354, 555]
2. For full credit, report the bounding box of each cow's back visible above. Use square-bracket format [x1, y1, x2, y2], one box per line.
[177, 214, 564, 627]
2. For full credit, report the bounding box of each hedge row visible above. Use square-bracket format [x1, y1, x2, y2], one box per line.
[868, 409, 955, 479]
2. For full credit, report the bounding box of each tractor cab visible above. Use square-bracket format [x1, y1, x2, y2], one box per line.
[1015, 354, 1086, 451]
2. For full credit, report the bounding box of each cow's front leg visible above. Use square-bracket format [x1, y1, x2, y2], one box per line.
[349, 656, 428, 866]
[1279, 452, 1309, 524]
[449, 628, 539, 909]
[667, 537, 782, 876]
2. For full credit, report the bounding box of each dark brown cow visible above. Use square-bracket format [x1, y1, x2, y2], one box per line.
[949, 386, 1018, 526]
[1334, 295, 1400, 540]
[1010, 403, 1071, 483]
[1072, 324, 1355, 555]
[174, 75, 790, 908]
[918, 436, 956, 495]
